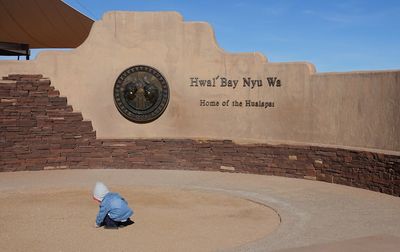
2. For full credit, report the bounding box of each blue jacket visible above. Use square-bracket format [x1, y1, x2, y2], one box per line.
[96, 192, 133, 226]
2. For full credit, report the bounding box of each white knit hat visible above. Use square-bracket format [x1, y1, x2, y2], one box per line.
[93, 182, 109, 201]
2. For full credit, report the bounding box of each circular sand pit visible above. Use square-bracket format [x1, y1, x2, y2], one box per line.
[0, 186, 280, 252]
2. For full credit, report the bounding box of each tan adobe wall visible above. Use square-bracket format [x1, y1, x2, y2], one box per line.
[0, 11, 399, 152]
[1, 75, 400, 196]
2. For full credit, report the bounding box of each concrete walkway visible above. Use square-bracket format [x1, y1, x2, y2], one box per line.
[1, 169, 400, 251]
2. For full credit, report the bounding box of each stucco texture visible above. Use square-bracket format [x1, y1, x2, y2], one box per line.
[0, 11, 399, 152]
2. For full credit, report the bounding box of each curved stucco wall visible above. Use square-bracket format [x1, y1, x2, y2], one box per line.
[0, 11, 399, 152]
[310, 72, 400, 151]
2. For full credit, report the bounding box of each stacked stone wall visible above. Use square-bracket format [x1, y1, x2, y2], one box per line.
[0, 74, 96, 171]
[1, 75, 399, 196]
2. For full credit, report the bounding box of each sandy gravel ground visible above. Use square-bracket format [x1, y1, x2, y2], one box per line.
[1, 169, 400, 252]
[0, 186, 279, 252]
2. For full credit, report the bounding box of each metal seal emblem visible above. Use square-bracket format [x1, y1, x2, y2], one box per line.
[114, 65, 170, 123]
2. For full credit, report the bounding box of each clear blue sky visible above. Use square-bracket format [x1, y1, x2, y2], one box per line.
[24, 1, 400, 72]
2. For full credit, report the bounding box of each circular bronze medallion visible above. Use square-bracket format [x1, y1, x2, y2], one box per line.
[114, 65, 169, 123]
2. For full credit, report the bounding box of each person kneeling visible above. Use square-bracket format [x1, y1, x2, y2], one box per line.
[93, 182, 134, 229]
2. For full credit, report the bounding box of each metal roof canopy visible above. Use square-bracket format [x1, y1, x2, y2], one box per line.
[0, 0, 94, 50]
[0, 41, 30, 59]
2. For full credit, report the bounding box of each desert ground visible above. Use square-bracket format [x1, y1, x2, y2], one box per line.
[1, 169, 400, 252]
[0, 187, 279, 252]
